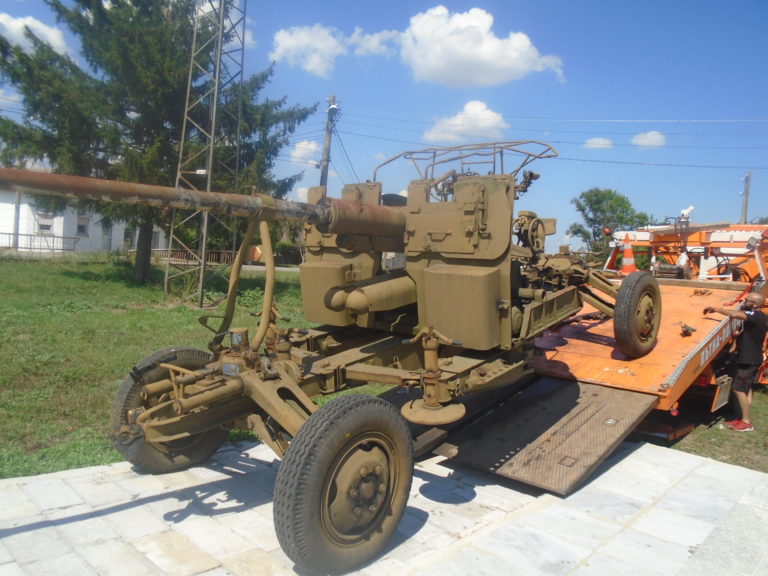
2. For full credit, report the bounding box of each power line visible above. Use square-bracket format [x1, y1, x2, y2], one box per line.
[341, 106, 768, 136]
[287, 127, 325, 140]
[336, 129, 425, 148]
[505, 117, 768, 124]
[556, 156, 768, 171]
[332, 125, 360, 183]
[510, 126, 768, 137]
[339, 121, 768, 151]
[547, 138, 768, 151]
[274, 107, 768, 183]
[284, 103, 767, 151]
[329, 159, 346, 187]
[340, 114, 768, 142]
[340, 100, 768, 123]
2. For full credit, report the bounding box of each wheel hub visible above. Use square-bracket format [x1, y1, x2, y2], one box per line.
[327, 445, 390, 536]
[635, 293, 656, 338]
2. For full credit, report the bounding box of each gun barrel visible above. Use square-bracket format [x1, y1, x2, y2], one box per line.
[0, 168, 405, 239]
[0, 167, 317, 221]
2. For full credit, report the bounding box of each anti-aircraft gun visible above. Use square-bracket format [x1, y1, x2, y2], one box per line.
[0, 141, 662, 575]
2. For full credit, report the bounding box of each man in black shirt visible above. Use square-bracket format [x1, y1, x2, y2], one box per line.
[704, 292, 767, 432]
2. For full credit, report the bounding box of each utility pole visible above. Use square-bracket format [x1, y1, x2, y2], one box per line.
[319, 95, 339, 188]
[740, 171, 751, 224]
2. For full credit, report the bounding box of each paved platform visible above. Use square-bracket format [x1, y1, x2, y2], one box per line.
[1, 440, 767, 576]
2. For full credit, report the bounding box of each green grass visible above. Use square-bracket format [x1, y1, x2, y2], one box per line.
[0, 254, 306, 478]
[2, 254, 767, 479]
[670, 386, 768, 473]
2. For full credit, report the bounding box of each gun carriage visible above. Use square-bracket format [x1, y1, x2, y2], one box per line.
[0, 141, 662, 574]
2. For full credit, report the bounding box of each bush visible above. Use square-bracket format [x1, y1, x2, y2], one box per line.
[274, 241, 302, 265]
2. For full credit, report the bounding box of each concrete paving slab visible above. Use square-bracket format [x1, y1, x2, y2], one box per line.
[1, 440, 767, 576]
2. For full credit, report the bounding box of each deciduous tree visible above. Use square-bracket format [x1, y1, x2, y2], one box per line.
[567, 187, 649, 257]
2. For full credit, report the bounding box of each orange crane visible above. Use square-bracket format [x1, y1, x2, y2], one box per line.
[604, 220, 768, 284]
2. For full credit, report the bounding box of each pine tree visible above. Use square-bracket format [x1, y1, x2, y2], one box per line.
[0, 0, 316, 282]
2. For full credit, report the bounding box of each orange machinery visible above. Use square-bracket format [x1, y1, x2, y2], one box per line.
[602, 220, 768, 389]
[536, 280, 767, 421]
[604, 222, 768, 284]
[439, 279, 762, 494]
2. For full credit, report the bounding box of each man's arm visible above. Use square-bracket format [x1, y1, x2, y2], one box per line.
[703, 306, 747, 320]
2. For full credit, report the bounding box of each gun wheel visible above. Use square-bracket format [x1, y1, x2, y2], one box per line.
[528, 217, 546, 253]
[274, 394, 413, 575]
[110, 347, 227, 473]
[614, 272, 662, 358]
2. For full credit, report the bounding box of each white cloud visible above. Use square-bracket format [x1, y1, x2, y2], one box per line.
[424, 100, 509, 143]
[293, 186, 309, 203]
[349, 27, 399, 56]
[584, 137, 613, 149]
[243, 17, 257, 49]
[269, 6, 562, 87]
[269, 24, 347, 78]
[400, 6, 563, 87]
[290, 140, 321, 167]
[244, 28, 257, 50]
[631, 131, 666, 148]
[0, 13, 70, 55]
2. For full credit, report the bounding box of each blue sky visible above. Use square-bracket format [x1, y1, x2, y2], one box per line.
[1, 0, 766, 249]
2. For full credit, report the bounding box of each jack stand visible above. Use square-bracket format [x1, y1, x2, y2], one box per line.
[401, 326, 466, 425]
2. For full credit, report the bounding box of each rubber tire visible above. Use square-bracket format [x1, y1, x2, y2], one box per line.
[110, 347, 228, 474]
[613, 272, 662, 358]
[273, 394, 414, 575]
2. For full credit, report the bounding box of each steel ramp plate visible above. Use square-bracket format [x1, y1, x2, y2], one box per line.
[435, 377, 658, 495]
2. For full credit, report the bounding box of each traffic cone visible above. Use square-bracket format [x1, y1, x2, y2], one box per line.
[621, 234, 637, 275]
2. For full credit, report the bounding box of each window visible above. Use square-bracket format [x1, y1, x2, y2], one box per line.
[123, 228, 136, 250]
[101, 223, 113, 251]
[77, 215, 90, 237]
[37, 212, 54, 235]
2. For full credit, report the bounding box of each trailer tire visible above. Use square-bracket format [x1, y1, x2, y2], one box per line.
[614, 272, 662, 358]
[110, 347, 228, 474]
[273, 394, 413, 575]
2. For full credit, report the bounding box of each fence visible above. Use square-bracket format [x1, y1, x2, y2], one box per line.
[0, 233, 79, 252]
[147, 248, 237, 265]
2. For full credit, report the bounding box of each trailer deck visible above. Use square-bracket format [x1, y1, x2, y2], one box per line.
[436, 280, 744, 495]
[535, 281, 742, 411]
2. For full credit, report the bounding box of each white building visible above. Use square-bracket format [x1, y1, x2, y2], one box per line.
[0, 190, 167, 253]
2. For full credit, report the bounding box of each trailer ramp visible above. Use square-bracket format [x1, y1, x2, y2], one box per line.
[435, 376, 658, 495]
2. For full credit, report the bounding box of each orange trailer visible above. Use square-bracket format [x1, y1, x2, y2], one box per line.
[535, 281, 746, 412]
[437, 278, 758, 494]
